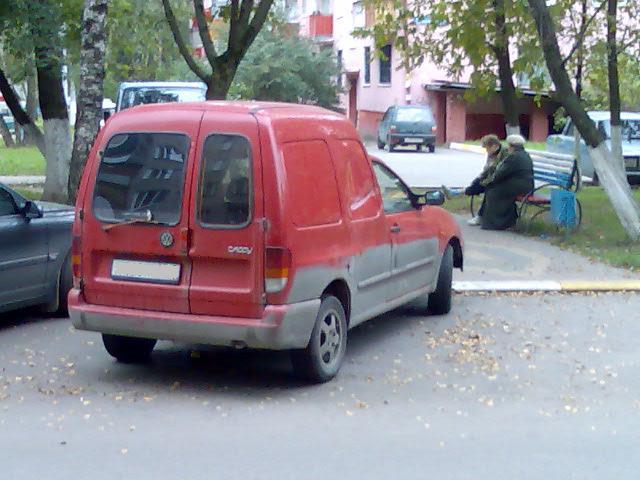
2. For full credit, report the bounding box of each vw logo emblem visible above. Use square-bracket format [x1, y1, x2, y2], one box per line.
[160, 232, 174, 248]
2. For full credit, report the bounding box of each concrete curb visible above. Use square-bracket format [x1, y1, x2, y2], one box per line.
[453, 280, 640, 293]
[449, 142, 485, 155]
[0, 175, 45, 186]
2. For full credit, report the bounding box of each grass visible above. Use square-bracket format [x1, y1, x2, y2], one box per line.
[0, 145, 46, 176]
[442, 186, 640, 271]
[464, 140, 547, 151]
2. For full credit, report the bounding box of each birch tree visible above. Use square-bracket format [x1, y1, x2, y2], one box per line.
[528, 0, 640, 240]
[68, 0, 108, 204]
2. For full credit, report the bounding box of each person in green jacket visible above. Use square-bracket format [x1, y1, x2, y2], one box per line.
[464, 134, 509, 226]
[480, 134, 534, 230]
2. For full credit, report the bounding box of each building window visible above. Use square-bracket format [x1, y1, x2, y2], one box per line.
[379, 44, 391, 84]
[364, 47, 371, 84]
[352, 1, 365, 28]
[337, 50, 343, 87]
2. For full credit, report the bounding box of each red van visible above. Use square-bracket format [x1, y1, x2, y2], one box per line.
[69, 102, 463, 382]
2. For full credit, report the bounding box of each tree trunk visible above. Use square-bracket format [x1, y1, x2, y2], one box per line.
[35, 47, 72, 204]
[493, 0, 520, 136]
[68, 0, 108, 205]
[573, 0, 587, 190]
[0, 114, 15, 147]
[607, 0, 624, 172]
[0, 67, 45, 154]
[206, 64, 236, 100]
[528, 0, 640, 240]
[23, 71, 39, 146]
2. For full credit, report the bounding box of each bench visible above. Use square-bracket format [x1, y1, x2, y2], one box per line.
[470, 150, 582, 230]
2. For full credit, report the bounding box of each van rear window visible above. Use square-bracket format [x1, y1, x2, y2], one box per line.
[198, 134, 252, 227]
[395, 107, 433, 123]
[93, 133, 189, 225]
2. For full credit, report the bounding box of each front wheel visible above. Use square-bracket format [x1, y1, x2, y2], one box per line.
[102, 334, 157, 363]
[291, 296, 347, 383]
[428, 245, 453, 315]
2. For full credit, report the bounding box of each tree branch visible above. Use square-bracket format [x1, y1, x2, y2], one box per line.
[227, 0, 242, 57]
[161, 0, 210, 81]
[561, 0, 607, 66]
[0, 66, 45, 155]
[193, 0, 217, 64]
[239, 0, 274, 55]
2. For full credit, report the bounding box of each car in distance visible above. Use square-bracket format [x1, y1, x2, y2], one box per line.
[377, 105, 437, 153]
[115, 81, 207, 112]
[547, 111, 640, 184]
[0, 184, 73, 315]
[69, 101, 463, 383]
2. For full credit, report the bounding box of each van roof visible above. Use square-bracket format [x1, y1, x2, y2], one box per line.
[121, 100, 342, 117]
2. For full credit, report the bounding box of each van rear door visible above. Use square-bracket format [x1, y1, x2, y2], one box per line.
[187, 111, 264, 318]
[81, 112, 201, 313]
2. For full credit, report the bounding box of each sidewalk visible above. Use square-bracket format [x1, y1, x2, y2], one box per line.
[453, 216, 639, 290]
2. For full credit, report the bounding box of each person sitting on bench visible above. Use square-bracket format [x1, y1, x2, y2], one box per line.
[480, 134, 534, 230]
[464, 134, 508, 226]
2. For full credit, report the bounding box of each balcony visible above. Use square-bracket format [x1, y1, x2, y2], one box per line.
[304, 14, 333, 42]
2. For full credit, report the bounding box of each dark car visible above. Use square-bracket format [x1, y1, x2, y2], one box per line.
[0, 184, 74, 315]
[377, 105, 437, 153]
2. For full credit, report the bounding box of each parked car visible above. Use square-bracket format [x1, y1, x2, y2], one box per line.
[547, 111, 640, 184]
[377, 105, 437, 153]
[0, 184, 73, 314]
[69, 101, 463, 383]
[115, 81, 207, 112]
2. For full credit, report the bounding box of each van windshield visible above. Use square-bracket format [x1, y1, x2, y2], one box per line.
[395, 107, 433, 123]
[119, 87, 206, 111]
[93, 133, 189, 225]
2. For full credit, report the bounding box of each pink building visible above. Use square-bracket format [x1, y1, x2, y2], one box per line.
[295, 0, 557, 144]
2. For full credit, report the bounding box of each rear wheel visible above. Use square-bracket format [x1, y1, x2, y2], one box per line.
[428, 144, 435, 153]
[291, 296, 347, 383]
[428, 245, 453, 315]
[102, 334, 157, 363]
[377, 137, 385, 149]
[56, 255, 73, 315]
[386, 136, 395, 152]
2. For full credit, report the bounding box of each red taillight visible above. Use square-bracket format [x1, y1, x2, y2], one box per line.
[265, 247, 291, 293]
[389, 125, 397, 133]
[71, 235, 82, 289]
[431, 125, 437, 133]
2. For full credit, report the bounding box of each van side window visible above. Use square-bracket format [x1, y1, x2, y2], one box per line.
[339, 140, 380, 220]
[199, 134, 252, 227]
[372, 162, 413, 214]
[282, 140, 341, 227]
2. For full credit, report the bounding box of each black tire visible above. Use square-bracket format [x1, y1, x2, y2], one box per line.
[377, 137, 385, 149]
[102, 334, 157, 363]
[387, 136, 395, 152]
[592, 172, 600, 186]
[428, 245, 453, 315]
[291, 296, 347, 383]
[56, 254, 73, 315]
[428, 144, 435, 153]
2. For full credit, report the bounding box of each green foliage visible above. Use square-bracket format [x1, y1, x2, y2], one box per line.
[228, 29, 340, 109]
[582, 43, 640, 111]
[103, 0, 199, 100]
[357, 0, 547, 101]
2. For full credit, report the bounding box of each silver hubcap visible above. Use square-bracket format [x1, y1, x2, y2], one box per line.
[319, 312, 342, 367]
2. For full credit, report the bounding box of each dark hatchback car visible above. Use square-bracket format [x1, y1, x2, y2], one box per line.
[0, 184, 73, 315]
[377, 105, 437, 153]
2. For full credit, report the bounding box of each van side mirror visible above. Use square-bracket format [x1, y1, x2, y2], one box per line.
[22, 200, 43, 220]
[415, 190, 445, 207]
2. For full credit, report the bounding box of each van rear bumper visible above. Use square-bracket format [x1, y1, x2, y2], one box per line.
[68, 290, 320, 350]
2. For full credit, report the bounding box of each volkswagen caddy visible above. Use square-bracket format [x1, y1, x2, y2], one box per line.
[69, 102, 463, 382]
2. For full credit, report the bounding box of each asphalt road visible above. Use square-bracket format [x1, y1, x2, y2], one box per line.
[366, 143, 485, 188]
[2, 292, 639, 479]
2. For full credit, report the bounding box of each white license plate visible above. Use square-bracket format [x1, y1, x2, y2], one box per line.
[405, 137, 423, 143]
[111, 259, 181, 284]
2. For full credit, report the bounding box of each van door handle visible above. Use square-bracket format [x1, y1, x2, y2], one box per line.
[390, 224, 401, 234]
